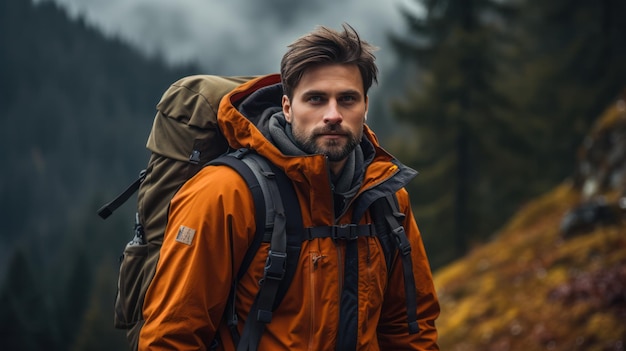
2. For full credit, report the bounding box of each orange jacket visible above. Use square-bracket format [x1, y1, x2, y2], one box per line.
[140, 74, 439, 350]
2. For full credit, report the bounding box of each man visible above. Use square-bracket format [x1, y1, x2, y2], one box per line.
[140, 24, 439, 350]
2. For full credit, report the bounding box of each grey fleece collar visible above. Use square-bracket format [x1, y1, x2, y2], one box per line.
[268, 111, 364, 198]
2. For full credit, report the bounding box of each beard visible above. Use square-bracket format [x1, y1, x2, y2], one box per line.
[292, 123, 362, 162]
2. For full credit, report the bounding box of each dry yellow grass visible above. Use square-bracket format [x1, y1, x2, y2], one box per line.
[433, 181, 626, 350]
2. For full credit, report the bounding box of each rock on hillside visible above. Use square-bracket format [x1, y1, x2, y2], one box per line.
[433, 94, 626, 351]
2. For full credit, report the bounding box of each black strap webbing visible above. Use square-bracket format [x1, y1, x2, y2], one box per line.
[239, 154, 302, 351]
[208, 152, 268, 285]
[304, 223, 374, 241]
[237, 154, 287, 351]
[213, 149, 302, 351]
[207, 152, 269, 347]
[376, 194, 420, 334]
[97, 170, 146, 219]
[208, 150, 266, 345]
[268, 161, 303, 311]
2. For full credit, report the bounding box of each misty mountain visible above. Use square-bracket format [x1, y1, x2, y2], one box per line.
[1, 0, 201, 348]
[0, 0, 195, 276]
[44, 0, 409, 76]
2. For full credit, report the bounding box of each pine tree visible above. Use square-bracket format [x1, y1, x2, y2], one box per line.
[512, 0, 626, 187]
[0, 249, 57, 350]
[390, 0, 520, 265]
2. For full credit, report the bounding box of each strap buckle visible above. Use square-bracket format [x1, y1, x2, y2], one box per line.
[332, 224, 358, 240]
[392, 226, 412, 256]
[263, 250, 287, 281]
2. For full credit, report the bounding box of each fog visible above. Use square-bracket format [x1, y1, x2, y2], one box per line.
[41, 0, 423, 76]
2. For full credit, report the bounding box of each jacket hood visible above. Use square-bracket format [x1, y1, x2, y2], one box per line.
[218, 74, 418, 222]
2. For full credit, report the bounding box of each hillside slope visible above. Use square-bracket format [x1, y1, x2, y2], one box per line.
[434, 95, 626, 350]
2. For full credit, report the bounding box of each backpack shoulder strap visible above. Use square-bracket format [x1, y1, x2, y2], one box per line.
[208, 149, 269, 280]
[207, 149, 269, 346]
[209, 148, 302, 351]
[371, 194, 420, 335]
[239, 152, 287, 324]
[238, 152, 303, 351]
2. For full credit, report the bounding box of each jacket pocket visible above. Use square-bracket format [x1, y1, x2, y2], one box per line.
[307, 251, 324, 350]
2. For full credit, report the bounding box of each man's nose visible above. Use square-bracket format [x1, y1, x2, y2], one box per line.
[323, 100, 342, 124]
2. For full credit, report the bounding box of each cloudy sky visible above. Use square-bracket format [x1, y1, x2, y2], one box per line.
[41, 0, 423, 77]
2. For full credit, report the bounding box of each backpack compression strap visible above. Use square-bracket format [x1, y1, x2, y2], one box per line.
[97, 170, 146, 219]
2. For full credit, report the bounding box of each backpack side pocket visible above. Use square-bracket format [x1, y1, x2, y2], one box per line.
[114, 228, 148, 329]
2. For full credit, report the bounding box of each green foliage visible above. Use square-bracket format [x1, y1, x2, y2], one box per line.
[71, 261, 128, 350]
[510, 0, 626, 186]
[389, 0, 521, 267]
[386, 0, 626, 269]
[0, 249, 57, 350]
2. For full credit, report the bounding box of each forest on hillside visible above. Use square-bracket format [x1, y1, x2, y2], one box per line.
[386, 0, 626, 267]
[0, 0, 625, 349]
[434, 102, 626, 350]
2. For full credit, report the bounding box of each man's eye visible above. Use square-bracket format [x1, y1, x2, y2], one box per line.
[340, 95, 357, 103]
[308, 96, 323, 103]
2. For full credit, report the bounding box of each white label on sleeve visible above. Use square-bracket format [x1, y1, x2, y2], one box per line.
[175, 225, 196, 245]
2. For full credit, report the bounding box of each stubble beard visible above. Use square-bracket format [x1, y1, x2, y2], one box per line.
[293, 123, 362, 162]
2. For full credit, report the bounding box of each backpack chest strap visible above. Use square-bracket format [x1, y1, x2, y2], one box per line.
[304, 224, 375, 241]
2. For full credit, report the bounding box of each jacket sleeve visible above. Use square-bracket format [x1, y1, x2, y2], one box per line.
[377, 188, 440, 350]
[139, 166, 256, 350]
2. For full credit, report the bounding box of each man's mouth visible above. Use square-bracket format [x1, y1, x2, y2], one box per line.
[316, 128, 346, 136]
[317, 132, 346, 140]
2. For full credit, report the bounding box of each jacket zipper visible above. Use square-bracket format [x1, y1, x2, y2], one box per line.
[327, 158, 400, 340]
[336, 243, 344, 294]
[309, 253, 318, 351]
[322, 156, 349, 329]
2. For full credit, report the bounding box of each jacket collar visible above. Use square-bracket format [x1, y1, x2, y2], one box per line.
[218, 74, 417, 221]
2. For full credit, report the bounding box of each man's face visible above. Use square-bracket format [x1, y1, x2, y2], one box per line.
[282, 64, 368, 163]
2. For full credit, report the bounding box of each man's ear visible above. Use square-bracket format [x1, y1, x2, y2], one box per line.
[282, 95, 292, 123]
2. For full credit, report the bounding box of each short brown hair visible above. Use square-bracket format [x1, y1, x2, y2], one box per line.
[280, 23, 378, 99]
